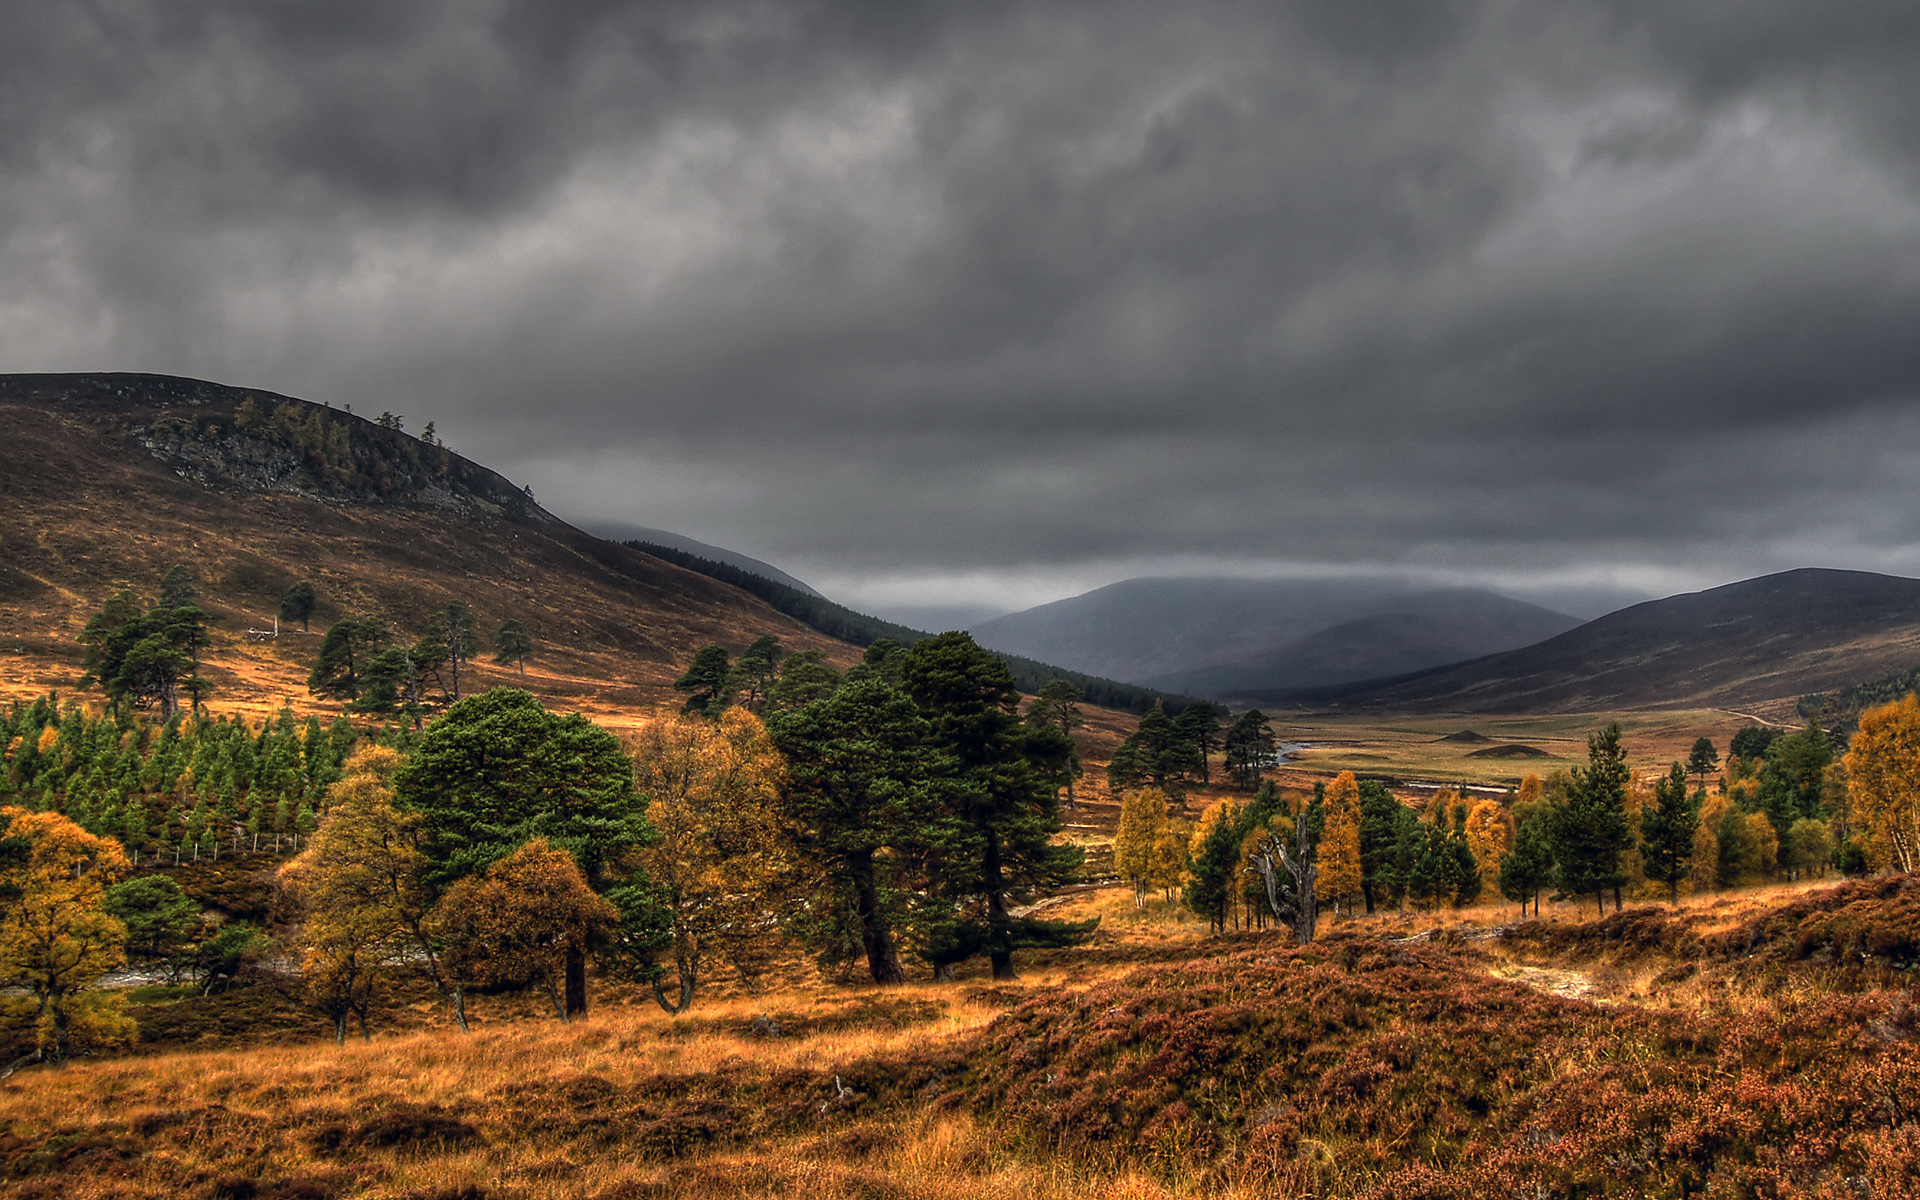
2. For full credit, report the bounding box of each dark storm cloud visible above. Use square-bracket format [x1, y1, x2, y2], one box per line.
[6, 1, 1920, 609]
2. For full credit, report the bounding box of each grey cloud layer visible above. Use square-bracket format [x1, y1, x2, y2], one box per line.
[6, 1, 1920, 600]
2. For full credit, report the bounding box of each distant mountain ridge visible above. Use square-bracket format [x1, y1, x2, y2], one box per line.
[1321, 568, 1920, 713]
[970, 576, 1581, 695]
[582, 521, 822, 597]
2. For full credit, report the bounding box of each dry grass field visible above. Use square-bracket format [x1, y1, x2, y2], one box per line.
[1262, 707, 1766, 790]
[5, 877, 1918, 1200]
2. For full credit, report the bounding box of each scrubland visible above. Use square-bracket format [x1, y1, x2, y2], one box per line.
[3, 877, 1917, 1200]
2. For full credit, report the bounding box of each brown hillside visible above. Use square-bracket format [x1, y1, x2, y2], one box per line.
[0, 373, 859, 729]
[1328, 567, 1920, 714]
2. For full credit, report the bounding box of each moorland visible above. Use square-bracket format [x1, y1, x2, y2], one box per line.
[2, 373, 1918, 1200]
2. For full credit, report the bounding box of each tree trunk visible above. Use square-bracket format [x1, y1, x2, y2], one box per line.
[849, 851, 904, 985]
[651, 949, 697, 1015]
[1613, 884, 1623, 913]
[564, 947, 588, 1018]
[984, 835, 1015, 982]
[334, 1013, 347, 1045]
[546, 978, 567, 1021]
[452, 987, 469, 1034]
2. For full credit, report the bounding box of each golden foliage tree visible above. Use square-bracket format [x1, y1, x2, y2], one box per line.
[1516, 774, 1543, 809]
[1844, 693, 1920, 873]
[0, 808, 136, 1067]
[1114, 788, 1171, 907]
[434, 840, 617, 1022]
[1316, 772, 1363, 911]
[277, 746, 430, 1041]
[1463, 799, 1513, 897]
[627, 708, 797, 1013]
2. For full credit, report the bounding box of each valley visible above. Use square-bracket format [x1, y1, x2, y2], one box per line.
[2, 374, 1918, 1200]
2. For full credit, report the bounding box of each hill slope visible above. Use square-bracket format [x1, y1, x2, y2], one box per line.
[971, 577, 1579, 690]
[1323, 568, 1920, 713]
[580, 520, 823, 597]
[0, 373, 857, 727]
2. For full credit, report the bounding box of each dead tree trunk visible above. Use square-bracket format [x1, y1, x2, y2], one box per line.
[1251, 804, 1320, 946]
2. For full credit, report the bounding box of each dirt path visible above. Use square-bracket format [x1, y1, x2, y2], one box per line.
[1488, 963, 1601, 1002]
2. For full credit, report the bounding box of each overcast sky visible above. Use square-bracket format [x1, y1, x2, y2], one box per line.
[8, 2, 1920, 619]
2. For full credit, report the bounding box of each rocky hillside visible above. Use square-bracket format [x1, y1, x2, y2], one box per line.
[0, 373, 856, 727]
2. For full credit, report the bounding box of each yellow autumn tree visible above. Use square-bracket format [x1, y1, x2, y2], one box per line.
[1463, 799, 1513, 897]
[0, 808, 136, 1067]
[626, 708, 796, 1013]
[1115, 788, 1171, 907]
[1148, 818, 1191, 903]
[277, 746, 428, 1041]
[1316, 772, 1363, 913]
[1844, 694, 1920, 873]
[434, 840, 617, 1023]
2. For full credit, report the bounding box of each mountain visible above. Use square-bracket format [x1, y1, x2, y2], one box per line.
[969, 577, 1580, 692]
[1322, 568, 1920, 713]
[578, 521, 823, 597]
[0, 373, 856, 724]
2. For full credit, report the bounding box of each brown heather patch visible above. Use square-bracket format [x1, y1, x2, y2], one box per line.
[4, 885, 1919, 1198]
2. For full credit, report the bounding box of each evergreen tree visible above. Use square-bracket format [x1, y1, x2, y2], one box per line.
[279, 581, 319, 632]
[1222, 709, 1276, 790]
[1184, 803, 1244, 932]
[1641, 762, 1701, 904]
[727, 635, 782, 711]
[1499, 808, 1554, 916]
[766, 676, 949, 985]
[673, 645, 734, 717]
[1024, 680, 1085, 807]
[901, 632, 1091, 980]
[492, 618, 533, 676]
[159, 564, 198, 609]
[1109, 706, 1187, 796]
[393, 688, 657, 1017]
[432, 601, 477, 701]
[1686, 737, 1720, 788]
[1548, 723, 1634, 915]
[765, 649, 841, 711]
[307, 617, 389, 701]
[1356, 779, 1403, 914]
[1172, 703, 1222, 786]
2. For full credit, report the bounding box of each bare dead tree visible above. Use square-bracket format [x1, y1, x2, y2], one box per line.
[1250, 802, 1320, 945]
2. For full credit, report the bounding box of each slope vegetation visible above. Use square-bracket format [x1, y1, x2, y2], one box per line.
[0, 373, 855, 727]
[1325, 568, 1920, 714]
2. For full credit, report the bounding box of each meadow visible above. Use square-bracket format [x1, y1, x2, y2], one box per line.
[4, 874, 1917, 1200]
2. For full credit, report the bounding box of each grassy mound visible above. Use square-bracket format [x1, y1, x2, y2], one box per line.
[966, 931, 1920, 1197]
[1464, 742, 1551, 759]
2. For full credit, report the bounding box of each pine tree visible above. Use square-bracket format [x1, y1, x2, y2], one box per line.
[901, 632, 1091, 980]
[1499, 809, 1554, 917]
[1548, 724, 1634, 915]
[1315, 771, 1363, 913]
[1686, 737, 1720, 788]
[1641, 762, 1701, 904]
[1356, 779, 1404, 914]
[1172, 703, 1221, 786]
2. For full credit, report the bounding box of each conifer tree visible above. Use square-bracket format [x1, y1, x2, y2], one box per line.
[1356, 779, 1404, 914]
[279, 581, 319, 633]
[1173, 703, 1221, 785]
[1687, 737, 1720, 788]
[900, 632, 1091, 980]
[492, 618, 533, 676]
[1315, 771, 1363, 913]
[766, 676, 947, 985]
[1641, 762, 1701, 904]
[1548, 723, 1634, 915]
[673, 645, 734, 717]
[1498, 809, 1554, 917]
[1223, 709, 1276, 790]
[1183, 801, 1243, 933]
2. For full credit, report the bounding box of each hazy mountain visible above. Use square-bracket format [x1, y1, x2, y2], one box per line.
[1324, 568, 1920, 713]
[858, 602, 1012, 633]
[969, 577, 1580, 691]
[580, 521, 823, 597]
